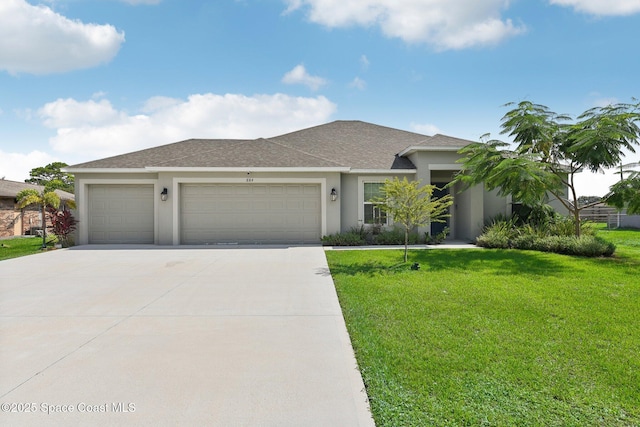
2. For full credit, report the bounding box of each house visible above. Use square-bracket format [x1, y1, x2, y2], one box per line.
[66, 120, 514, 245]
[0, 179, 75, 238]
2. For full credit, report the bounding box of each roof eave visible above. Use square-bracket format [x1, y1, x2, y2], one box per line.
[64, 168, 151, 174]
[398, 146, 463, 157]
[347, 169, 417, 175]
[144, 167, 351, 173]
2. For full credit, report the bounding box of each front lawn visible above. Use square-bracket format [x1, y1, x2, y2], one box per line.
[326, 228, 640, 426]
[0, 237, 51, 261]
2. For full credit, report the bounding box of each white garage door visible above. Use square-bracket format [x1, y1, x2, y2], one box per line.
[88, 184, 154, 244]
[181, 183, 321, 244]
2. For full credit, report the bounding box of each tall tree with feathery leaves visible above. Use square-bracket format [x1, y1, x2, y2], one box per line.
[453, 100, 640, 236]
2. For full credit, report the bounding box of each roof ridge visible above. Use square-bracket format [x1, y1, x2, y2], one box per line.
[268, 119, 431, 140]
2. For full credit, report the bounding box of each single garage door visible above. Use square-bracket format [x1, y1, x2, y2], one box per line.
[88, 184, 154, 244]
[181, 183, 321, 244]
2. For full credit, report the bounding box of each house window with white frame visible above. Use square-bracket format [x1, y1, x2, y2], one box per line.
[363, 182, 388, 225]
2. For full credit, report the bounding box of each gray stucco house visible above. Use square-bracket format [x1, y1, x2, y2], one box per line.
[66, 120, 513, 245]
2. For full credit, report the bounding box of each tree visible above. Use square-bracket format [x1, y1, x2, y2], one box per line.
[453, 101, 640, 236]
[25, 162, 74, 193]
[577, 196, 601, 207]
[376, 177, 453, 262]
[606, 171, 640, 214]
[16, 189, 61, 248]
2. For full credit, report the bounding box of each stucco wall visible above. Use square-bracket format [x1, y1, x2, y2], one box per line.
[483, 188, 510, 221]
[452, 183, 485, 241]
[73, 164, 534, 244]
[338, 173, 415, 233]
[339, 174, 359, 233]
[74, 171, 342, 245]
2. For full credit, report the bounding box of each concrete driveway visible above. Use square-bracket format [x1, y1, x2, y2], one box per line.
[0, 246, 374, 426]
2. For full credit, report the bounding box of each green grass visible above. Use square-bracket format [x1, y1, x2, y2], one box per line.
[0, 236, 54, 261]
[596, 226, 640, 259]
[326, 228, 640, 426]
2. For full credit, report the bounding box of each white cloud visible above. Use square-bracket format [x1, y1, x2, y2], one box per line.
[38, 93, 337, 160]
[141, 96, 182, 113]
[39, 98, 124, 128]
[0, 0, 125, 75]
[411, 122, 442, 136]
[550, 0, 640, 16]
[283, 0, 525, 50]
[349, 77, 366, 90]
[360, 54, 370, 70]
[282, 64, 328, 91]
[0, 150, 58, 182]
[91, 91, 108, 100]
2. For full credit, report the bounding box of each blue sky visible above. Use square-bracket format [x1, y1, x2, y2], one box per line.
[1, 0, 639, 195]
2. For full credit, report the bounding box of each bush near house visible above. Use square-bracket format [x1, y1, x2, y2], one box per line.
[46, 206, 78, 248]
[321, 227, 368, 246]
[476, 211, 615, 257]
[321, 226, 422, 246]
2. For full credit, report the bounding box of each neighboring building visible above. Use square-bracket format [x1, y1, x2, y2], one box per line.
[65, 120, 524, 245]
[0, 179, 75, 238]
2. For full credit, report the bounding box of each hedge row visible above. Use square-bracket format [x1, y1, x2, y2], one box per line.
[477, 232, 615, 257]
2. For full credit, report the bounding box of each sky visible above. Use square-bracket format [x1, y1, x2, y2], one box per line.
[1, 0, 639, 196]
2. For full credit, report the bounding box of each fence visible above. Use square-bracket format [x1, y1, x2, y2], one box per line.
[579, 204, 640, 229]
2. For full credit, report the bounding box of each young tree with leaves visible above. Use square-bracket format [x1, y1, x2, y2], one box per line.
[453, 101, 640, 236]
[376, 177, 453, 262]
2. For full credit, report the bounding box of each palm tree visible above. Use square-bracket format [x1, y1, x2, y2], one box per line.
[16, 189, 62, 249]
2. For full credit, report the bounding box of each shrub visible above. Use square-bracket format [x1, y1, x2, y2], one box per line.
[425, 226, 450, 244]
[514, 203, 556, 227]
[532, 235, 615, 257]
[476, 218, 519, 248]
[476, 216, 615, 256]
[321, 226, 368, 246]
[46, 206, 78, 247]
[374, 228, 420, 245]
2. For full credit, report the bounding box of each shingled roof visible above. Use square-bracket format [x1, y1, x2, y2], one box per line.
[0, 179, 74, 200]
[69, 120, 473, 171]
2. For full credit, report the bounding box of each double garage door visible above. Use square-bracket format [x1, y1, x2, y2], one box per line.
[181, 183, 321, 244]
[87, 183, 321, 244]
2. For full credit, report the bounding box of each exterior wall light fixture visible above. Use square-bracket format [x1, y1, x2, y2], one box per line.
[330, 188, 338, 201]
[161, 187, 168, 201]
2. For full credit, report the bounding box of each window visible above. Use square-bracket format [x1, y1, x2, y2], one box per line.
[363, 182, 388, 225]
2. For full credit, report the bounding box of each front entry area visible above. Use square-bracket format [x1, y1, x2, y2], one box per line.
[180, 183, 321, 244]
[430, 183, 450, 237]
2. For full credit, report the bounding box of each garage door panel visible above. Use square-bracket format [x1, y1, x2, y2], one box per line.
[181, 183, 321, 244]
[88, 184, 154, 244]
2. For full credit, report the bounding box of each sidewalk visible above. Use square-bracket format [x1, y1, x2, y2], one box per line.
[324, 240, 482, 250]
